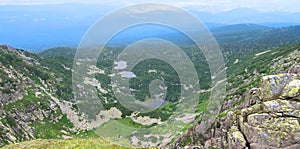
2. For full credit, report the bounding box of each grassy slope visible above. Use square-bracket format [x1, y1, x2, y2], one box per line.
[1, 138, 136, 149]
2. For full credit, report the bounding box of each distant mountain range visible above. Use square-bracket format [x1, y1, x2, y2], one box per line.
[106, 24, 300, 53]
[191, 7, 300, 27]
[37, 24, 300, 57]
[1, 4, 300, 51]
[210, 23, 270, 34]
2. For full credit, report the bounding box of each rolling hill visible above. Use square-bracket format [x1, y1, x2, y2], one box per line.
[37, 47, 76, 59]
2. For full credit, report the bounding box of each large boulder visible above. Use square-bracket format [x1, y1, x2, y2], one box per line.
[260, 74, 297, 100]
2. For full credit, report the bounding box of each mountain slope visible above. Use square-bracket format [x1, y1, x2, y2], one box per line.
[1, 42, 300, 148]
[169, 43, 300, 148]
[0, 45, 93, 146]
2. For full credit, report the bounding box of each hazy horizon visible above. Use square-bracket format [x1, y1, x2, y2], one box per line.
[1, 1, 300, 51]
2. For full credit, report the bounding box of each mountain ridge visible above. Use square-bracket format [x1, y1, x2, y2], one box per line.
[36, 24, 300, 58]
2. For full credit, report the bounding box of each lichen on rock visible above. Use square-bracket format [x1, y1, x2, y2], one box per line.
[281, 79, 300, 100]
[260, 74, 297, 100]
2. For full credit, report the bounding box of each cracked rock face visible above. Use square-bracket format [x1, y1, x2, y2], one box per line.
[239, 100, 300, 148]
[169, 74, 300, 149]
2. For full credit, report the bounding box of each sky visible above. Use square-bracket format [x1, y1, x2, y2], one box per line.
[0, 0, 299, 13]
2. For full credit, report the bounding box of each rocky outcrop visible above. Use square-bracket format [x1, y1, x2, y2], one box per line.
[169, 73, 300, 149]
[260, 74, 297, 100]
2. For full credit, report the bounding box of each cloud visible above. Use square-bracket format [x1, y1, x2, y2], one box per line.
[7, 19, 15, 23]
[33, 18, 45, 23]
[125, 4, 175, 14]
